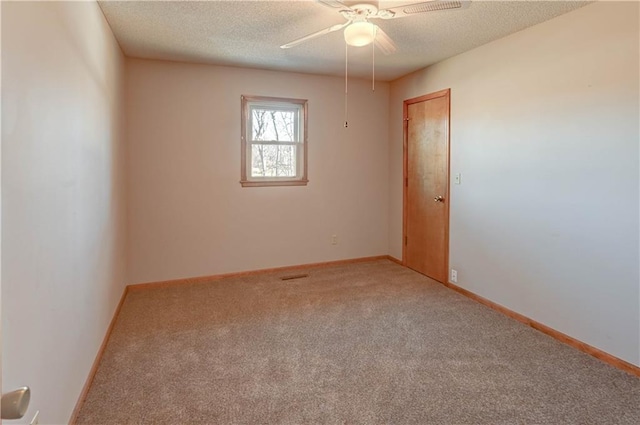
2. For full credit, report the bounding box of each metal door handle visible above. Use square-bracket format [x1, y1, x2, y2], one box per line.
[1, 387, 30, 420]
[434, 196, 444, 203]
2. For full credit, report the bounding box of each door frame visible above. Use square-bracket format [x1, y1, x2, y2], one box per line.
[402, 88, 451, 283]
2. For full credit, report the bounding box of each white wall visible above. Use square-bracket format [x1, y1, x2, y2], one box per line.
[1, 2, 127, 423]
[0, 0, 4, 398]
[126, 59, 389, 284]
[389, 1, 640, 366]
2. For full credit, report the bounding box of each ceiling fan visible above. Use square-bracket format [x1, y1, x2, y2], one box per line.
[280, 0, 471, 54]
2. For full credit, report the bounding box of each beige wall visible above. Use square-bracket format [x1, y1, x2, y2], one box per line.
[389, 1, 640, 366]
[126, 59, 389, 284]
[0, 0, 3, 397]
[1, 2, 127, 423]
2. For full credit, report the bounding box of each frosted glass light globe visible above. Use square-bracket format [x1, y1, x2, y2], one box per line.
[344, 22, 376, 47]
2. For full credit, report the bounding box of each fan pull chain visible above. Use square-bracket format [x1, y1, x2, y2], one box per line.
[372, 25, 376, 92]
[344, 43, 349, 128]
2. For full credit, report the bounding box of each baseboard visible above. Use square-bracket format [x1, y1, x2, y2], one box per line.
[68, 286, 129, 425]
[128, 255, 396, 291]
[445, 281, 640, 378]
[386, 255, 403, 265]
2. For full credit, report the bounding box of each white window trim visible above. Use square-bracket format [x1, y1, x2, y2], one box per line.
[240, 95, 309, 187]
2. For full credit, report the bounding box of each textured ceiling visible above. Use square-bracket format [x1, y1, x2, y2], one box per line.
[98, 1, 589, 81]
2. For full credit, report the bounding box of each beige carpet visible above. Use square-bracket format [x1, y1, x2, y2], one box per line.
[77, 259, 640, 424]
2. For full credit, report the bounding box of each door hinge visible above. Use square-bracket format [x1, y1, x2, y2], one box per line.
[405, 177, 408, 187]
[405, 236, 408, 245]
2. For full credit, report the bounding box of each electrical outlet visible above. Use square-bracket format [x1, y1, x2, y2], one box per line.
[331, 234, 338, 245]
[450, 269, 458, 283]
[30, 410, 40, 425]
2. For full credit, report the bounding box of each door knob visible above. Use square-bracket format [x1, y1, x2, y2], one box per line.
[1, 387, 30, 420]
[434, 196, 444, 203]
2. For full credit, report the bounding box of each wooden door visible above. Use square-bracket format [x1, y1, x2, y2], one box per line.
[403, 89, 450, 283]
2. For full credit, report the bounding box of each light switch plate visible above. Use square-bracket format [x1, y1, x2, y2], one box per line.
[454, 173, 461, 185]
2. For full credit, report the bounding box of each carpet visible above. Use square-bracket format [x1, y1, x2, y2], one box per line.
[76, 259, 640, 424]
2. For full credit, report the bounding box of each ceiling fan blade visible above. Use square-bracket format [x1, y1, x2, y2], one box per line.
[374, 26, 397, 55]
[316, 0, 350, 9]
[280, 22, 351, 49]
[376, 0, 471, 19]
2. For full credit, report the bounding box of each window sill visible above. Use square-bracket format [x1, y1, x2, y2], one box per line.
[240, 179, 309, 188]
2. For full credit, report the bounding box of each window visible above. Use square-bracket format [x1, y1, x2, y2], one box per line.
[240, 95, 308, 187]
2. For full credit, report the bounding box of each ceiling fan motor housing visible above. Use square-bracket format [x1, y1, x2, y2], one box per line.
[342, 2, 379, 18]
[345, 1, 379, 8]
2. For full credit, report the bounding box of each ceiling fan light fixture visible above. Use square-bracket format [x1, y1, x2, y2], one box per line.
[344, 21, 376, 47]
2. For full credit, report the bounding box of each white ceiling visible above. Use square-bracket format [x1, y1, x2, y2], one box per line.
[98, 0, 590, 81]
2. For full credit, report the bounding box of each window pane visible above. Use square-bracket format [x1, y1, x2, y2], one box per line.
[251, 144, 297, 177]
[251, 109, 297, 142]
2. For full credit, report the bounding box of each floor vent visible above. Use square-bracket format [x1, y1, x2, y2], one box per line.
[280, 273, 309, 281]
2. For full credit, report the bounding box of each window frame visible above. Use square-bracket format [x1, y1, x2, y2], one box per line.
[240, 95, 309, 187]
